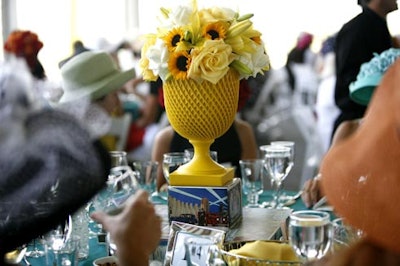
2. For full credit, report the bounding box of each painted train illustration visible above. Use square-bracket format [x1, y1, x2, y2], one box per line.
[169, 197, 229, 226]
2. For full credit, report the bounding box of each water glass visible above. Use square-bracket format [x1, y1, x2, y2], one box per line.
[184, 148, 218, 162]
[288, 210, 333, 262]
[183, 236, 225, 266]
[53, 235, 79, 266]
[162, 152, 190, 184]
[261, 145, 292, 208]
[71, 205, 90, 260]
[332, 217, 364, 251]
[239, 159, 264, 208]
[109, 150, 129, 168]
[132, 160, 159, 197]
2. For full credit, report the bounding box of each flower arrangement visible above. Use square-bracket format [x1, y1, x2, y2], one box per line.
[140, 0, 270, 84]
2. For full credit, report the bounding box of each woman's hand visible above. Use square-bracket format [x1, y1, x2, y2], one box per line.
[301, 173, 322, 208]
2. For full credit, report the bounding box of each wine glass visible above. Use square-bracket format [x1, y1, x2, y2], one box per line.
[271, 141, 295, 204]
[184, 148, 218, 162]
[107, 151, 138, 208]
[262, 145, 292, 208]
[289, 210, 333, 262]
[132, 160, 159, 200]
[44, 215, 73, 266]
[183, 236, 225, 266]
[239, 159, 264, 208]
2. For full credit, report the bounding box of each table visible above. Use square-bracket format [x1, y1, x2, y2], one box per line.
[24, 190, 306, 266]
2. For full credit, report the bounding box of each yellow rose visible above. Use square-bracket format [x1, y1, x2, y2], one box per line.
[188, 39, 235, 84]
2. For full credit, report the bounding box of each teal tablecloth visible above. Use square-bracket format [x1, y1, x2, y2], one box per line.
[25, 189, 307, 266]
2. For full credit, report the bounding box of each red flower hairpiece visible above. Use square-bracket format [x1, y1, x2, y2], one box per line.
[4, 30, 43, 57]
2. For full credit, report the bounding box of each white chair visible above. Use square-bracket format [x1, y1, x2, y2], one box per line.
[108, 112, 132, 151]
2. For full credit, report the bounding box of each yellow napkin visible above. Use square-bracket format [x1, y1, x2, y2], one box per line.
[229, 240, 300, 262]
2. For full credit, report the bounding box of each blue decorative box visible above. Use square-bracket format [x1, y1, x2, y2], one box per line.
[167, 178, 242, 228]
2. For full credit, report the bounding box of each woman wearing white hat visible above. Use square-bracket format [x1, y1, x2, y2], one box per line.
[58, 50, 136, 144]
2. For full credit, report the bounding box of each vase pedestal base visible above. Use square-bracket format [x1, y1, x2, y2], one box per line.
[169, 167, 235, 187]
[167, 178, 242, 228]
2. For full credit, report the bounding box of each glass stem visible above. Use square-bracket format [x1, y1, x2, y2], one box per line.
[274, 182, 282, 208]
[247, 192, 259, 206]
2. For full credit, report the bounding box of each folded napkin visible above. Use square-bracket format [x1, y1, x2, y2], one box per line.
[229, 240, 300, 262]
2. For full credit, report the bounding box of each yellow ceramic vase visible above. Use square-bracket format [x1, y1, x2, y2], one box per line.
[164, 69, 240, 186]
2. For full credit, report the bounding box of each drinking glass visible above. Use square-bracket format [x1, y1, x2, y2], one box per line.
[184, 236, 226, 266]
[132, 160, 159, 200]
[271, 141, 295, 204]
[332, 217, 364, 251]
[239, 159, 264, 208]
[162, 152, 190, 184]
[44, 215, 73, 266]
[184, 148, 218, 162]
[108, 151, 138, 208]
[289, 210, 333, 262]
[262, 145, 292, 208]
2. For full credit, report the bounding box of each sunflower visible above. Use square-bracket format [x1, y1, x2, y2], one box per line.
[168, 50, 191, 80]
[163, 27, 184, 51]
[203, 22, 227, 41]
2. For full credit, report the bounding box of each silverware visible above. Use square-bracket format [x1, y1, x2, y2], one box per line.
[312, 197, 327, 210]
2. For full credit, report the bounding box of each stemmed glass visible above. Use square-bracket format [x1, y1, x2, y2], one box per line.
[288, 210, 333, 262]
[262, 145, 292, 208]
[44, 215, 73, 266]
[239, 159, 264, 208]
[183, 236, 225, 266]
[107, 151, 138, 208]
[132, 160, 160, 201]
[271, 141, 295, 203]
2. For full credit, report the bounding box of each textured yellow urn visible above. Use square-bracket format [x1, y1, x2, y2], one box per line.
[164, 69, 240, 186]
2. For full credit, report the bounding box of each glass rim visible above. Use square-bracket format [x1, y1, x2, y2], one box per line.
[259, 144, 290, 152]
[109, 150, 127, 156]
[270, 141, 295, 146]
[290, 210, 330, 222]
[163, 152, 187, 157]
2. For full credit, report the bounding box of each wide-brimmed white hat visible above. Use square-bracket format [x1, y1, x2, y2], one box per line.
[59, 51, 135, 103]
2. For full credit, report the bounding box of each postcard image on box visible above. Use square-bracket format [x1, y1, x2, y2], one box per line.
[168, 178, 242, 227]
[164, 221, 226, 266]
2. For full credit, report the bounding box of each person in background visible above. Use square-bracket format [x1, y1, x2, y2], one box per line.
[125, 77, 166, 161]
[58, 40, 90, 68]
[285, 32, 317, 93]
[331, 0, 397, 140]
[4, 30, 46, 80]
[57, 50, 136, 150]
[314, 34, 340, 153]
[4, 30, 64, 104]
